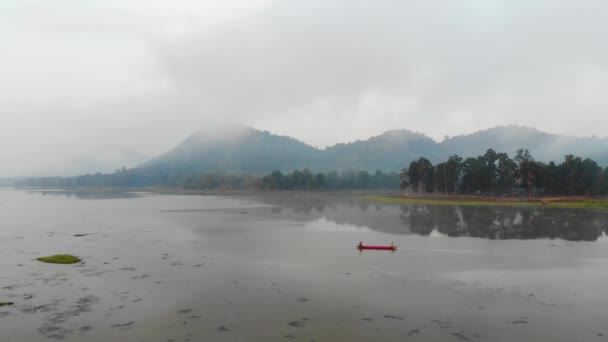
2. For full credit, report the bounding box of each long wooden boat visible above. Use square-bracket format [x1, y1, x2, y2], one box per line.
[357, 244, 397, 251]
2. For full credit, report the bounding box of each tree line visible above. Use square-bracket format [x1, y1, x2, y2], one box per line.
[258, 169, 398, 190]
[401, 149, 608, 196]
[16, 169, 400, 191]
[14, 147, 608, 195]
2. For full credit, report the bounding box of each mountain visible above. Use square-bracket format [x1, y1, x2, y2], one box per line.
[440, 126, 608, 165]
[321, 129, 440, 171]
[141, 125, 443, 177]
[139, 124, 608, 180]
[143, 124, 320, 175]
[17, 124, 608, 188]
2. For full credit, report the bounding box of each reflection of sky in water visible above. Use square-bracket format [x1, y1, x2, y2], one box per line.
[305, 217, 371, 233]
[429, 228, 448, 238]
[23, 190, 608, 241]
[3, 189, 608, 342]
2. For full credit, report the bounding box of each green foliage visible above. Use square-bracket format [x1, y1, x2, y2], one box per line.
[14, 125, 608, 190]
[401, 150, 608, 196]
[260, 169, 399, 190]
[549, 199, 608, 210]
[433, 156, 461, 194]
[22, 169, 398, 191]
[37, 254, 81, 264]
[405, 158, 434, 193]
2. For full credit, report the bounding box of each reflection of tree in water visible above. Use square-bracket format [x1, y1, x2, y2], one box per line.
[399, 204, 410, 229]
[283, 197, 327, 215]
[403, 204, 608, 241]
[255, 194, 408, 235]
[409, 206, 435, 236]
[253, 194, 608, 239]
[313, 199, 326, 213]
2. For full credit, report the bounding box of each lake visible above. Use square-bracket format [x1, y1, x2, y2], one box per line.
[1, 188, 607, 341]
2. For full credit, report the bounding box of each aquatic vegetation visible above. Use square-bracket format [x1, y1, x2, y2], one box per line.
[37, 254, 81, 264]
[0, 302, 14, 307]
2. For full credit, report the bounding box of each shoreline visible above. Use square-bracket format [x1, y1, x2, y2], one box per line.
[8, 186, 608, 210]
[366, 193, 608, 210]
[9, 186, 400, 197]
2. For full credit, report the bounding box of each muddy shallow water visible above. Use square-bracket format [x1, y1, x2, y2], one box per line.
[1, 188, 608, 341]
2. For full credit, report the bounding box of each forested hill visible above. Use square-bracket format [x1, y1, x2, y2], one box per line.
[143, 124, 608, 175]
[14, 124, 608, 187]
[440, 126, 608, 166]
[143, 125, 321, 175]
[321, 129, 439, 171]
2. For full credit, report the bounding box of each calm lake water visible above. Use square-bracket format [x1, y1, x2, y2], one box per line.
[1, 188, 608, 341]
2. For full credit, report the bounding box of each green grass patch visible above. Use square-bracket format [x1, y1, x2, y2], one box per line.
[365, 196, 608, 210]
[364, 196, 539, 207]
[548, 200, 608, 210]
[37, 254, 81, 264]
[0, 302, 14, 307]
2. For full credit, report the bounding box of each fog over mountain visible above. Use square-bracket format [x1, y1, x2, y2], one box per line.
[439, 126, 608, 165]
[143, 125, 320, 175]
[3, 1, 608, 177]
[59, 147, 149, 176]
[141, 124, 608, 176]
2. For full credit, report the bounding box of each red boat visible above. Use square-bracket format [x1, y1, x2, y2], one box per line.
[357, 243, 397, 251]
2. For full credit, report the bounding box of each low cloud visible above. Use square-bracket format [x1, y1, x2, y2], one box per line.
[1, 0, 608, 176]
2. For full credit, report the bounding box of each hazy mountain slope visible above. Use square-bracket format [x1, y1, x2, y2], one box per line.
[588, 150, 608, 166]
[142, 125, 321, 175]
[32, 147, 149, 177]
[440, 126, 608, 163]
[322, 129, 439, 171]
[141, 124, 608, 178]
[142, 126, 439, 175]
[63, 147, 149, 176]
[14, 125, 608, 186]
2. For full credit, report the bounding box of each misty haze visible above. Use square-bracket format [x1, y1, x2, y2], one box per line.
[2, 1, 608, 342]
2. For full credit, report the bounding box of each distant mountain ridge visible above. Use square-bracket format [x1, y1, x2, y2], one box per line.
[63, 147, 149, 176]
[322, 129, 439, 171]
[141, 124, 608, 177]
[440, 126, 608, 164]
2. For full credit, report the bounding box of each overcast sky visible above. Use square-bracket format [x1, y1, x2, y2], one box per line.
[2, 0, 608, 176]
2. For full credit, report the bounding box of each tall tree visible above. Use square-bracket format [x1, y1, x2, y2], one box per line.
[483, 149, 499, 194]
[433, 162, 448, 195]
[515, 149, 536, 197]
[417, 157, 435, 193]
[601, 167, 608, 195]
[399, 168, 409, 190]
[497, 152, 518, 196]
[406, 160, 421, 192]
[562, 155, 583, 195]
[446, 155, 462, 193]
[581, 158, 602, 195]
